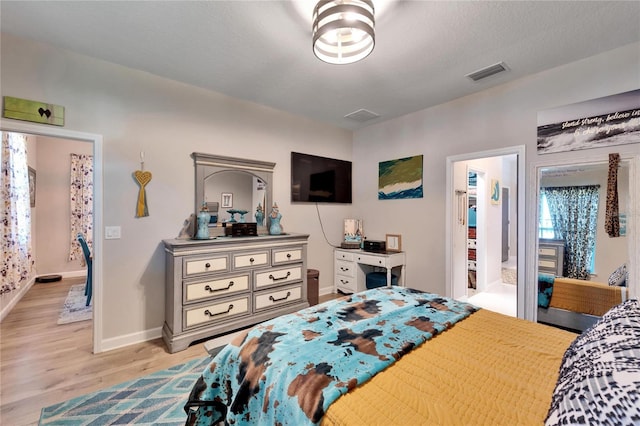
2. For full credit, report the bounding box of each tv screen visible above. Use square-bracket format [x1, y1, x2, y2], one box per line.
[291, 152, 352, 203]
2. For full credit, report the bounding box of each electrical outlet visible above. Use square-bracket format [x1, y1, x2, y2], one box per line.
[105, 226, 121, 239]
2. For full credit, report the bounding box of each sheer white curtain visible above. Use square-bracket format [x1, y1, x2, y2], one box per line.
[1, 132, 35, 293]
[69, 153, 94, 262]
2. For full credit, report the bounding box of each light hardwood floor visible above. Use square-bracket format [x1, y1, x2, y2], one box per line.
[0, 277, 207, 425]
[0, 277, 339, 425]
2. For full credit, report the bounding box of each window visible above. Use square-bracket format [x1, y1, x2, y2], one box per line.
[539, 186, 599, 278]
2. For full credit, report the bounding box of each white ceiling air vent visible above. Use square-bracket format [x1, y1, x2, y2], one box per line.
[465, 62, 509, 82]
[344, 109, 380, 122]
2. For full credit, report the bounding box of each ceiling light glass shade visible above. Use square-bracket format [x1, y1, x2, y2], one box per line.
[312, 0, 375, 65]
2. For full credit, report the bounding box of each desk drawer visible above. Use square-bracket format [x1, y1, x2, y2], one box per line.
[272, 247, 303, 265]
[335, 260, 355, 277]
[184, 274, 249, 303]
[335, 251, 354, 261]
[184, 296, 249, 329]
[355, 254, 386, 267]
[233, 251, 269, 269]
[336, 276, 357, 294]
[184, 255, 228, 277]
[254, 284, 302, 311]
[254, 265, 302, 289]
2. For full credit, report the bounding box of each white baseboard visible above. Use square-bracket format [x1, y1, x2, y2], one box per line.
[0, 276, 36, 322]
[319, 286, 334, 296]
[36, 270, 86, 279]
[100, 326, 163, 352]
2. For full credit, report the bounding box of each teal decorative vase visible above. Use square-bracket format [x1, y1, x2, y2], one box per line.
[255, 203, 264, 226]
[196, 204, 211, 239]
[269, 203, 282, 235]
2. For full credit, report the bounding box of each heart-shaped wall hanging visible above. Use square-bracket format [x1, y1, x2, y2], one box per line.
[133, 170, 152, 217]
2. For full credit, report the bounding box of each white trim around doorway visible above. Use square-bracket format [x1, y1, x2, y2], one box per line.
[445, 145, 526, 319]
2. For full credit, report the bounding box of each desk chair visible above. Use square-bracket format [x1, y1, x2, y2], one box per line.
[77, 233, 93, 306]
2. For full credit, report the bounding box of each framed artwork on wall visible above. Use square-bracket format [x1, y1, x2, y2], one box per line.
[490, 179, 501, 205]
[378, 155, 423, 200]
[221, 192, 233, 208]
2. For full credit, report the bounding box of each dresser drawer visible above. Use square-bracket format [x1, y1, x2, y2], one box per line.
[539, 258, 558, 270]
[335, 251, 354, 261]
[184, 255, 228, 277]
[184, 274, 250, 303]
[184, 296, 249, 329]
[254, 284, 302, 311]
[272, 247, 303, 265]
[254, 265, 302, 289]
[233, 251, 269, 269]
[539, 247, 558, 257]
[335, 260, 355, 277]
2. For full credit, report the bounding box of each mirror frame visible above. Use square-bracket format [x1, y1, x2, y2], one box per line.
[192, 152, 275, 230]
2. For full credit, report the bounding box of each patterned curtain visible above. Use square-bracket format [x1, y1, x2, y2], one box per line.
[69, 153, 94, 261]
[1, 132, 35, 293]
[541, 185, 599, 280]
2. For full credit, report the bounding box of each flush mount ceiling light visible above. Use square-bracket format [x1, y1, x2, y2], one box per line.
[312, 0, 375, 65]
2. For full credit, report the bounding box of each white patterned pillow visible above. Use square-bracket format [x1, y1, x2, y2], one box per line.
[545, 299, 640, 425]
[608, 263, 628, 286]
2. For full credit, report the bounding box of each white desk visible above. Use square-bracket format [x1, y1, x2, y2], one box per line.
[334, 248, 406, 294]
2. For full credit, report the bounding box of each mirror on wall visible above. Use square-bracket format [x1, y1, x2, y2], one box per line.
[536, 160, 632, 330]
[538, 161, 630, 281]
[193, 153, 274, 234]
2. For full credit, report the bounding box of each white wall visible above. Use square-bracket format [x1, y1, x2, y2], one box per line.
[1, 33, 352, 347]
[34, 136, 93, 276]
[352, 42, 640, 301]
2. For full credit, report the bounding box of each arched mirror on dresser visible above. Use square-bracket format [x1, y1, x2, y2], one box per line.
[193, 152, 275, 235]
[533, 156, 639, 331]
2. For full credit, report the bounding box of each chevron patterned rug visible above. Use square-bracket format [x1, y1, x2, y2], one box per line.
[39, 355, 213, 425]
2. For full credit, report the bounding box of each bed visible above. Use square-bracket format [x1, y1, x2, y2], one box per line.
[185, 286, 640, 425]
[538, 275, 629, 331]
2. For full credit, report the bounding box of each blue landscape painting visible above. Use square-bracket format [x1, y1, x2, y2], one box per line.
[378, 155, 423, 200]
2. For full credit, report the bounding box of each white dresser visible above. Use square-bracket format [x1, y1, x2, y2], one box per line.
[163, 233, 309, 353]
[334, 248, 406, 294]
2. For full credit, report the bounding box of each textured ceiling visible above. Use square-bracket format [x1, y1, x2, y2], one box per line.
[1, 1, 639, 130]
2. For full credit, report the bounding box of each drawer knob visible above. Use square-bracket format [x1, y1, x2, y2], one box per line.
[286, 253, 292, 259]
[249, 257, 255, 263]
[269, 271, 291, 281]
[269, 291, 291, 302]
[204, 282, 234, 292]
[204, 304, 234, 317]
[340, 266, 349, 272]
[205, 262, 211, 268]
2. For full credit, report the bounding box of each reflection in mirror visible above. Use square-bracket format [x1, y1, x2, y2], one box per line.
[204, 170, 266, 223]
[193, 153, 274, 236]
[536, 161, 631, 331]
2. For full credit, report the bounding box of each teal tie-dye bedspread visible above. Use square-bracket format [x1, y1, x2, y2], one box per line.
[184, 287, 478, 425]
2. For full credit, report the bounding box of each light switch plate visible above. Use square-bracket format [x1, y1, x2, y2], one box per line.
[105, 226, 121, 239]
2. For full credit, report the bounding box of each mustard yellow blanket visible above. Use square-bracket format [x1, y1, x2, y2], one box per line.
[323, 309, 576, 426]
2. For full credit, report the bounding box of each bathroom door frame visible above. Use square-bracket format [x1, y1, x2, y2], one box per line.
[446, 145, 526, 318]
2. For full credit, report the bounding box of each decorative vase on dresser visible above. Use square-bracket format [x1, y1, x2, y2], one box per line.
[162, 233, 309, 353]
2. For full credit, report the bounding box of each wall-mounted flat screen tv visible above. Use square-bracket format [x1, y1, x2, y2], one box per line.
[291, 152, 352, 203]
